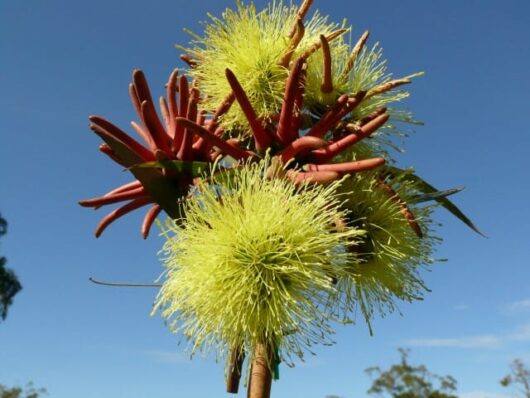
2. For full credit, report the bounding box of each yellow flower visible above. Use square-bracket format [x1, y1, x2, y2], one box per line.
[336, 169, 438, 331]
[153, 158, 363, 367]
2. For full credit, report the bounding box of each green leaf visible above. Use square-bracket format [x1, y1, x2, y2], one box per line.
[386, 166, 485, 237]
[132, 159, 210, 178]
[409, 187, 464, 204]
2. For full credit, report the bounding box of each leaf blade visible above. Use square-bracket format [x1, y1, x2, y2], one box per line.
[386, 166, 486, 237]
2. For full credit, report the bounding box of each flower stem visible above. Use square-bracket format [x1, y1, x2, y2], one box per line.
[226, 345, 245, 394]
[247, 343, 272, 398]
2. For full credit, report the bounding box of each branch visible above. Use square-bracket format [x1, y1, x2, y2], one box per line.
[88, 277, 162, 288]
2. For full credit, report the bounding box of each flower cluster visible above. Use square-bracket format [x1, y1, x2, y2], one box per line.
[81, 0, 478, 393]
[80, 69, 253, 237]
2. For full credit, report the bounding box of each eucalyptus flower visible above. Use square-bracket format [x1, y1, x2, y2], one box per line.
[336, 170, 439, 330]
[79, 1, 481, 397]
[79, 69, 254, 238]
[180, 0, 421, 155]
[180, 0, 348, 132]
[153, 158, 364, 369]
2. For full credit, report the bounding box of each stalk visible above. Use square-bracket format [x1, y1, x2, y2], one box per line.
[247, 343, 272, 398]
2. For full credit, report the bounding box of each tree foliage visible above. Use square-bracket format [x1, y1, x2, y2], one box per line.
[365, 348, 458, 398]
[0, 383, 46, 398]
[0, 214, 22, 321]
[500, 359, 530, 398]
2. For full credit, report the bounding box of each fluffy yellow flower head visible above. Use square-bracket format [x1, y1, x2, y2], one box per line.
[336, 170, 438, 330]
[153, 158, 363, 367]
[180, 0, 348, 132]
[179, 0, 423, 159]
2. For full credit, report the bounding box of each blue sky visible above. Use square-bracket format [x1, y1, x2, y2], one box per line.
[1, 0, 529, 397]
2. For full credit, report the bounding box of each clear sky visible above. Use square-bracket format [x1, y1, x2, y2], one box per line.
[1, 1, 529, 397]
